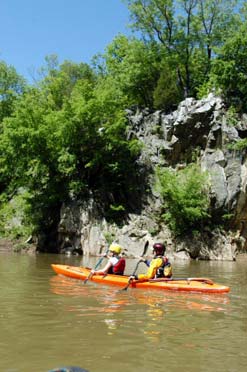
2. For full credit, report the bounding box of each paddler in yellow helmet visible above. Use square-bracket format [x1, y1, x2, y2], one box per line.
[90, 243, 126, 276]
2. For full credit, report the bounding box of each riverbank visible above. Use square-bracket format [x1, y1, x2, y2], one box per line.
[0, 239, 13, 253]
[0, 238, 36, 254]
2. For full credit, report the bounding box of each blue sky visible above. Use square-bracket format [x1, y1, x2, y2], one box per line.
[0, 0, 130, 81]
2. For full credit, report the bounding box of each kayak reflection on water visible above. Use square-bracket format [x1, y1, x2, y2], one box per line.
[48, 367, 89, 372]
[49, 275, 230, 315]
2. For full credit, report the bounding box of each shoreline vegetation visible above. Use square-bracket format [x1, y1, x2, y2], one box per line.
[0, 238, 36, 254]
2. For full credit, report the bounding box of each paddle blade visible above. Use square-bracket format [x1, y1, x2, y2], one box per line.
[84, 272, 92, 284]
[120, 278, 133, 291]
[142, 241, 149, 257]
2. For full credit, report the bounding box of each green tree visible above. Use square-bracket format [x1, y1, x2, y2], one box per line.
[0, 58, 143, 238]
[195, 0, 239, 77]
[0, 61, 26, 122]
[95, 35, 161, 107]
[207, 23, 247, 111]
[124, 0, 241, 98]
[153, 59, 183, 109]
[39, 56, 96, 109]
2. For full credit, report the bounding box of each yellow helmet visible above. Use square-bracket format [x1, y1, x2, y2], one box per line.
[109, 243, 122, 254]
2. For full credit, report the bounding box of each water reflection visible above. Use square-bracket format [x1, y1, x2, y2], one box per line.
[50, 275, 230, 317]
[50, 274, 232, 351]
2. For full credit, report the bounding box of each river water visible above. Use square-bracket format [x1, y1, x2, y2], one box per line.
[0, 252, 246, 372]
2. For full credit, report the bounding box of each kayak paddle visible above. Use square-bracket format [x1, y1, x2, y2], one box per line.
[84, 247, 109, 284]
[121, 240, 149, 291]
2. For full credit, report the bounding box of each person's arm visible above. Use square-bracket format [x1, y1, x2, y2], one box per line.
[143, 259, 150, 267]
[136, 257, 163, 280]
[136, 256, 150, 266]
[91, 261, 112, 275]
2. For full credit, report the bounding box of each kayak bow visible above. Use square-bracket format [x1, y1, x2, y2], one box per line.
[51, 264, 230, 294]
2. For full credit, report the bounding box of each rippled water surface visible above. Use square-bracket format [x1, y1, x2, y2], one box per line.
[0, 252, 246, 372]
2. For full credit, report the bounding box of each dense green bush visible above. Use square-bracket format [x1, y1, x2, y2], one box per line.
[156, 164, 210, 235]
[0, 190, 34, 239]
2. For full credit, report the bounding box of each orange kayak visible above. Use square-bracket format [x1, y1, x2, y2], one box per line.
[51, 264, 230, 294]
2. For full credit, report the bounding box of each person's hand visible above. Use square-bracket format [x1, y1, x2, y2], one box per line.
[128, 275, 137, 282]
[133, 256, 146, 261]
[91, 269, 95, 275]
[138, 257, 146, 262]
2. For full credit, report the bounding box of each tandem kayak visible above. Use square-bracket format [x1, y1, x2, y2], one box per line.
[51, 264, 230, 294]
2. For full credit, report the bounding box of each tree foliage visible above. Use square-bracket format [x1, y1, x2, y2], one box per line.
[124, 0, 241, 98]
[94, 35, 161, 107]
[0, 58, 142, 236]
[207, 23, 247, 111]
[156, 164, 210, 234]
[0, 61, 26, 122]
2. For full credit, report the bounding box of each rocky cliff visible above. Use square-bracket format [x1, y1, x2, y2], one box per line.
[57, 94, 247, 261]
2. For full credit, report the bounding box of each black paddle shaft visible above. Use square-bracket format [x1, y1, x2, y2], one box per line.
[121, 241, 149, 291]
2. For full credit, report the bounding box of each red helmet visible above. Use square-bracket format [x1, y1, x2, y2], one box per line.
[153, 243, 165, 255]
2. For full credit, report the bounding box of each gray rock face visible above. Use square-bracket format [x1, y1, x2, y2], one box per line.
[57, 94, 247, 260]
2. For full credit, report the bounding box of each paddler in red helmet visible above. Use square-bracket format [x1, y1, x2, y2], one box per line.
[129, 242, 172, 281]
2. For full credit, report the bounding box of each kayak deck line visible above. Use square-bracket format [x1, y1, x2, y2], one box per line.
[51, 264, 230, 294]
[148, 277, 214, 285]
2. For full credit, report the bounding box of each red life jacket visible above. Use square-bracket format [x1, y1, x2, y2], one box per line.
[108, 257, 126, 275]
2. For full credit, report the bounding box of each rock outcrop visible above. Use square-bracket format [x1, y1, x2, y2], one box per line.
[57, 94, 247, 260]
